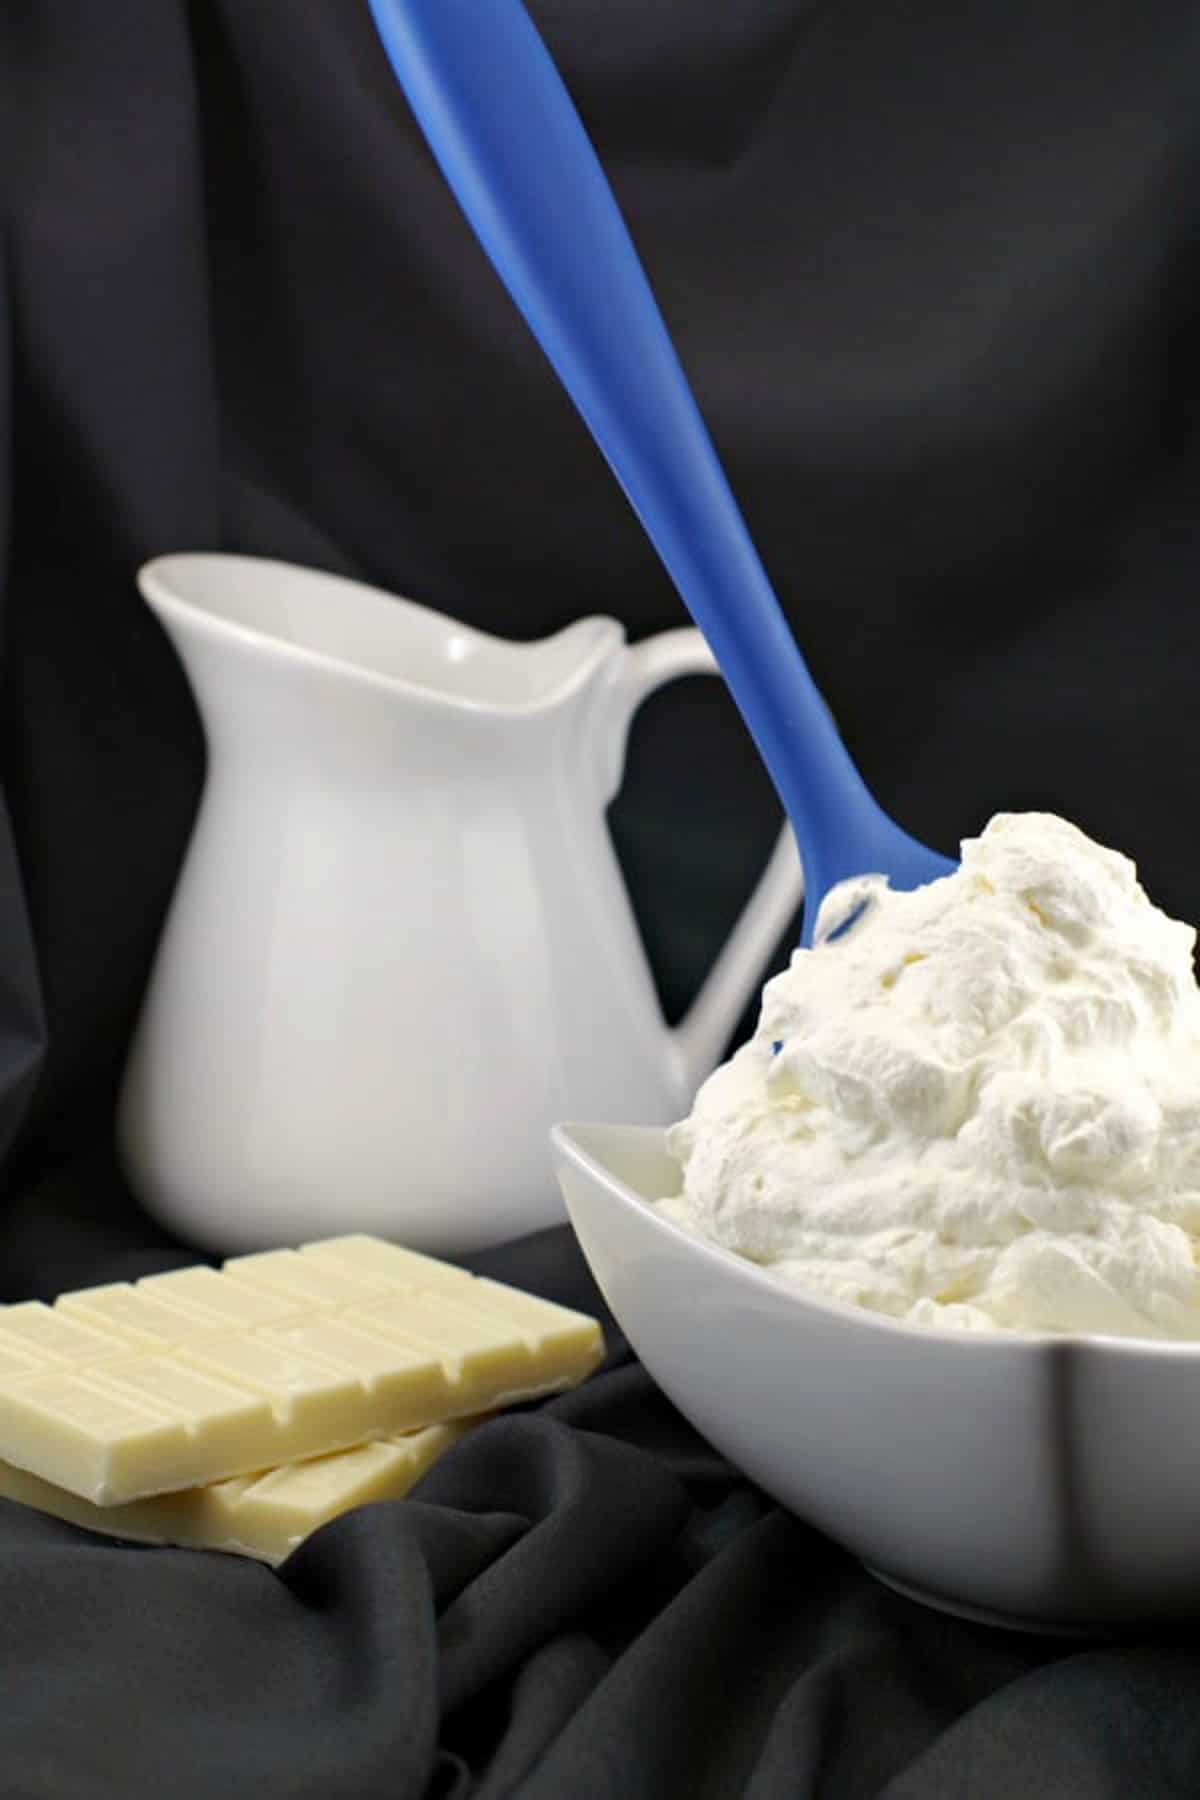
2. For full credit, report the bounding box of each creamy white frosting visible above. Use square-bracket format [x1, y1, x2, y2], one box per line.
[660, 813, 1200, 1338]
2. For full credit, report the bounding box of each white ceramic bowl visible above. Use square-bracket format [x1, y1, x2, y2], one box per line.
[551, 1119, 1200, 1634]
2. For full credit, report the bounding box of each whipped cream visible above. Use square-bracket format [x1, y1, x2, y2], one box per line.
[660, 813, 1200, 1339]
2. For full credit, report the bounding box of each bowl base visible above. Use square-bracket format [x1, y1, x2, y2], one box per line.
[862, 1565, 1128, 1639]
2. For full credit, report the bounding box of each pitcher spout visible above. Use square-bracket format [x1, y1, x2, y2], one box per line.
[138, 553, 624, 720]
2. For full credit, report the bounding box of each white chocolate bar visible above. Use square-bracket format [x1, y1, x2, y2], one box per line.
[0, 1418, 476, 1564]
[0, 1237, 603, 1504]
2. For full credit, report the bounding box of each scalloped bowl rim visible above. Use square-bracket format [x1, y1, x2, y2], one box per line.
[550, 1119, 1200, 1363]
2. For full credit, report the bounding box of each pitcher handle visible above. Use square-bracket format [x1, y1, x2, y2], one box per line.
[609, 628, 804, 1096]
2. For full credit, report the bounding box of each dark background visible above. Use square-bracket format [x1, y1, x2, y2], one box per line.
[1, 3, 1199, 1795]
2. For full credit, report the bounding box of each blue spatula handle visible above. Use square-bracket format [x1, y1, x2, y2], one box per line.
[369, 0, 957, 934]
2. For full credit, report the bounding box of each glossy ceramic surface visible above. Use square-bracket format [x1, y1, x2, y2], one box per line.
[552, 1119, 1200, 1633]
[118, 554, 801, 1255]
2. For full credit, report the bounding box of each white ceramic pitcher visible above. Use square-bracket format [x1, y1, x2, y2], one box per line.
[117, 554, 802, 1254]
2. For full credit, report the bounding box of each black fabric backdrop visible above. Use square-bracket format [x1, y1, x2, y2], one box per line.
[2, 2, 1200, 1795]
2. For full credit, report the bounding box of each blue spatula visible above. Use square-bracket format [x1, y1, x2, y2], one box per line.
[368, 0, 955, 941]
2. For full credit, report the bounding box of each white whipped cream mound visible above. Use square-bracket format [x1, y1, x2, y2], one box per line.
[660, 812, 1200, 1339]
